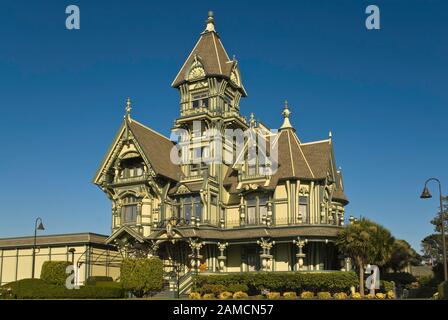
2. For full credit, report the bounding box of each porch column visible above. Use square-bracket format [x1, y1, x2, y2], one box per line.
[266, 201, 273, 226]
[239, 204, 246, 227]
[217, 242, 229, 272]
[257, 238, 275, 271]
[188, 239, 204, 273]
[293, 237, 308, 271]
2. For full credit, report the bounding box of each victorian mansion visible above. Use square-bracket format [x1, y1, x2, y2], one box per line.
[92, 12, 350, 276]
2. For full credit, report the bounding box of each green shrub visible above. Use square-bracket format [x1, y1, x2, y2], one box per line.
[266, 292, 281, 300]
[85, 276, 113, 286]
[233, 291, 249, 299]
[300, 291, 314, 299]
[380, 280, 395, 293]
[382, 272, 416, 287]
[438, 281, 448, 300]
[120, 257, 163, 297]
[189, 292, 201, 299]
[283, 292, 297, 299]
[2, 279, 123, 299]
[218, 291, 233, 300]
[40, 261, 72, 286]
[333, 292, 348, 300]
[227, 283, 249, 293]
[201, 284, 226, 295]
[317, 292, 332, 299]
[193, 271, 357, 295]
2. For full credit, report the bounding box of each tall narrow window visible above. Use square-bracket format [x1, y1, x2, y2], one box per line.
[259, 196, 268, 222]
[193, 195, 202, 221]
[299, 196, 308, 223]
[121, 195, 139, 224]
[184, 202, 192, 222]
[210, 195, 218, 225]
[246, 196, 257, 225]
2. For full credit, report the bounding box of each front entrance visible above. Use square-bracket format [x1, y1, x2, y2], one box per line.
[158, 241, 190, 276]
[245, 246, 260, 271]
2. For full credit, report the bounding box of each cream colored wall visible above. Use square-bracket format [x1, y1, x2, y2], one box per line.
[274, 184, 287, 199]
[274, 203, 288, 226]
[226, 207, 240, 228]
[0, 245, 120, 286]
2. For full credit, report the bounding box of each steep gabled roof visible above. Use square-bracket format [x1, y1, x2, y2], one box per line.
[171, 14, 247, 95]
[301, 140, 332, 179]
[128, 120, 183, 182]
[271, 128, 315, 181]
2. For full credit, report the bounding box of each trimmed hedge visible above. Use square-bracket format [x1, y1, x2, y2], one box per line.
[381, 272, 416, 287]
[193, 272, 358, 295]
[120, 257, 164, 297]
[85, 276, 114, 286]
[1, 279, 124, 299]
[40, 261, 72, 286]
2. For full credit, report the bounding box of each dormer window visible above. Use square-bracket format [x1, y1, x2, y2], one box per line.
[119, 157, 144, 178]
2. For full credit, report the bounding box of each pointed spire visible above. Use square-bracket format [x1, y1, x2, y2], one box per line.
[125, 97, 132, 122]
[249, 112, 256, 127]
[280, 100, 293, 129]
[205, 11, 215, 32]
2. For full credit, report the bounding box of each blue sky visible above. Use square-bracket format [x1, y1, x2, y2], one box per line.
[0, 0, 447, 251]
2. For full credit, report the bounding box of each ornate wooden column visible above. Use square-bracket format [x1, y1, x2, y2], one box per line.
[293, 237, 307, 271]
[188, 239, 204, 273]
[217, 242, 229, 272]
[257, 238, 275, 271]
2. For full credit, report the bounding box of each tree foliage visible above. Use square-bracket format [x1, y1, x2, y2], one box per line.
[430, 196, 448, 233]
[421, 234, 447, 265]
[336, 218, 395, 296]
[120, 257, 164, 297]
[384, 239, 420, 272]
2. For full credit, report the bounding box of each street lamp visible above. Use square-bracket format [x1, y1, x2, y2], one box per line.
[68, 248, 76, 264]
[31, 217, 45, 279]
[420, 178, 447, 281]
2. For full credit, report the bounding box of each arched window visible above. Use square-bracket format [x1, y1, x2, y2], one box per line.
[121, 195, 140, 224]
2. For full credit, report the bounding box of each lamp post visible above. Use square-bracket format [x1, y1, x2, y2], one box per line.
[420, 178, 447, 281]
[68, 248, 76, 264]
[31, 217, 45, 279]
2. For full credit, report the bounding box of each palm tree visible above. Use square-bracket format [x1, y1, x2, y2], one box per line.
[336, 218, 395, 296]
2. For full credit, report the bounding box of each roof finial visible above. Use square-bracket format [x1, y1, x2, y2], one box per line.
[249, 112, 256, 127]
[329, 130, 332, 138]
[205, 11, 215, 32]
[280, 100, 293, 129]
[125, 97, 132, 121]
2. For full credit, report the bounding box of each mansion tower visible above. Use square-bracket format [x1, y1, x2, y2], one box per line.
[93, 12, 349, 276]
